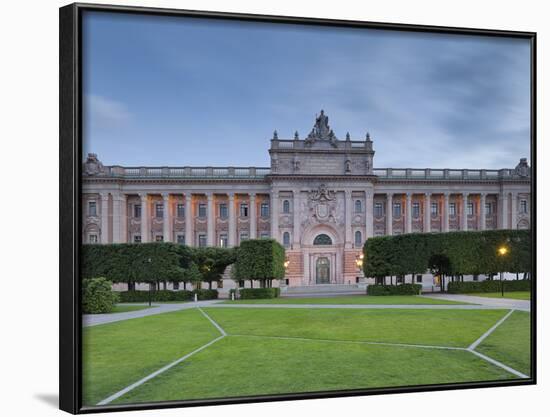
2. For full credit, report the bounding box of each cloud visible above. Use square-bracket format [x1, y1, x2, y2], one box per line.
[85, 94, 132, 129]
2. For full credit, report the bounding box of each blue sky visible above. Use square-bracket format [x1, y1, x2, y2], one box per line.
[82, 11, 531, 169]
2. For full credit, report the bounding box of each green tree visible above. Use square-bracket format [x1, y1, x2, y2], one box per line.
[234, 239, 285, 288]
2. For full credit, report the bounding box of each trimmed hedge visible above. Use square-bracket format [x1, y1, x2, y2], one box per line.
[238, 288, 281, 299]
[447, 280, 531, 294]
[367, 283, 422, 296]
[117, 289, 218, 302]
[363, 229, 531, 278]
[233, 239, 285, 287]
[82, 277, 119, 313]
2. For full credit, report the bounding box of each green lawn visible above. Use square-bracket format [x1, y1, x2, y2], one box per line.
[83, 306, 528, 407]
[82, 308, 220, 406]
[204, 307, 509, 347]
[223, 295, 469, 305]
[477, 311, 531, 375]
[110, 305, 155, 313]
[467, 292, 531, 300]
[113, 335, 512, 404]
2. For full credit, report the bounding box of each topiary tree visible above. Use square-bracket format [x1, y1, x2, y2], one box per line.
[81, 277, 119, 314]
[234, 239, 285, 288]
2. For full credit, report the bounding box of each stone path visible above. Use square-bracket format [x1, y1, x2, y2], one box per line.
[420, 294, 530, 312]
[83, 300, 220, 327]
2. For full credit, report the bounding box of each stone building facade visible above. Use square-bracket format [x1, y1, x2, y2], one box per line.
[82, 111, 531, 289]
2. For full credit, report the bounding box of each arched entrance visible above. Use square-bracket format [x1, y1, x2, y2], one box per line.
[316, 257, 330, 284]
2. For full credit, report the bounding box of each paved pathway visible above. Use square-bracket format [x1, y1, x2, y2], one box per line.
[83, 300, 221, 327]
[420, 293, 530, 312]
[207, 303, 506, 310]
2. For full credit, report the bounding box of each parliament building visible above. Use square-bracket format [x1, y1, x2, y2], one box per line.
[82, 111, 531, 291]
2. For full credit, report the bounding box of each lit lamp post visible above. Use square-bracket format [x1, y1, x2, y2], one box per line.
[283, 258, 290, 286]
[355, 253, 364, 284]
[497, 246, 509, 297]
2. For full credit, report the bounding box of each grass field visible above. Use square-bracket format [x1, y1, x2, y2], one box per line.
[110, 305, 155, 313]
[223, 295, 469, 305]
[476, 310, 531, 375]
[83, 305, 529, 406]
[467, 292, 531, 300]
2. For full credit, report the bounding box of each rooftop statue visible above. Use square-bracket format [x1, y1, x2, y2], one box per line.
[306, 110, 338, 147]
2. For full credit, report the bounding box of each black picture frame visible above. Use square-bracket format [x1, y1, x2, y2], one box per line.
[59, 3, 537, 414]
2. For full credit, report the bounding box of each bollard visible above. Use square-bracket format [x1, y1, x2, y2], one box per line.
[194, 293, 198, 303]
[231, 292, 235, 301]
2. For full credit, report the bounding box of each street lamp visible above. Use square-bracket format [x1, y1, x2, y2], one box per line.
[147, 258, 153, 306]
[497, 245, 509, 297]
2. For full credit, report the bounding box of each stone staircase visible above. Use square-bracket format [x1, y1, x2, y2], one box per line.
[281, 284, 366, 297]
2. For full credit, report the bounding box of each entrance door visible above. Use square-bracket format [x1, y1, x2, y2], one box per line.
[316, 257, 330, 284]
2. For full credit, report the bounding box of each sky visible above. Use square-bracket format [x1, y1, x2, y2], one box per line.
[82, 11, 531, 169]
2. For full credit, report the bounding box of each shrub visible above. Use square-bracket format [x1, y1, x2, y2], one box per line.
[238, 288, 281, 299]
[118, 290, 193, 302]
[367, 283, 422, 296]
[193, 289, 219, 300]
[447, 279, 531, 294]
[82, 277, 119, 314]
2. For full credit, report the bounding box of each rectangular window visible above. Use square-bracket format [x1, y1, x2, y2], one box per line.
[176, 203, 185, 218]
[240, 232, 249, 242]
[198, 234, 207, 247]
[155, 203, 163, 218]
[260, 232, 270, 239]
[393, 202, 401, 218]
[412, 202, 420, 218]
[88, 201, 97, 217]
[176, 234, 185, 244]
[260, 202, 269, 217]
[374, 202, 383, 217]
[240, 203, 248, 217]
[520, 200, 528, 214]
[449, 203, 456, 216]
[467, 202, 474, 216]
[133, 235, 141, 243]
[198, 203, 207, 218]
[88, 234, 98, 244]
[431, 202, 438, 216]
[485, 203, 492, 215]
[473, 275, 479, 282]
[155, 235, 163, 242]
[134, 204, 141, 218]
[219, 234, 228, 247]
[416, 275, 423, 283]
[219, 203, 228, 219]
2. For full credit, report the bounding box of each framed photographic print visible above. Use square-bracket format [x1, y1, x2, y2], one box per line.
[59, 2, 536, 414]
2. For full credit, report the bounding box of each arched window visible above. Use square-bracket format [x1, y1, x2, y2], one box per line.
[283, 200, 290, 213]
[355, 200, 362, 213]
[313, 234, 332, 245]
[283, 232, 290, 247]
[355, 230, 362, 247]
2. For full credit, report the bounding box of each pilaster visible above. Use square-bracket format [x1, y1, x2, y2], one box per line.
[424, 193, 431, 233]
[386, 193, 393, 236]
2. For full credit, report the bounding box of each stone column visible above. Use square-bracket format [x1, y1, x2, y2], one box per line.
[365, 190, 374, 239]
[162, 193, 172, 242]
[510, 192, 517, 229]
[249, 193, 257, 239]
[206, 193, 214, 246]
[443, 193, 450, 232]
[293, 190, 301, 246]
[112, 192, 127, 243]
[424, 193, 431, 233]
[480, 193, 487, 230]
[462, 193, 468, 231]
[405, 193, 412, 233]
[386, 193, 393, 236]
[140, 193, 149, 242]
[499, 192, 509, 229]
[228, 193, 236, 246]
[185, 193, 193, 246]
[345, 190, 352, 247]
[100, 192, 110, 244]
[271, 191, 279, 242]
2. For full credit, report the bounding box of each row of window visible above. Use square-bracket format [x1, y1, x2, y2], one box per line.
[89, 232, 272, 246]
[88, 199, 529, 218]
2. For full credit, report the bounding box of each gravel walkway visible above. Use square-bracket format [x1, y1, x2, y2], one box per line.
[420, 294, 530, 312]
